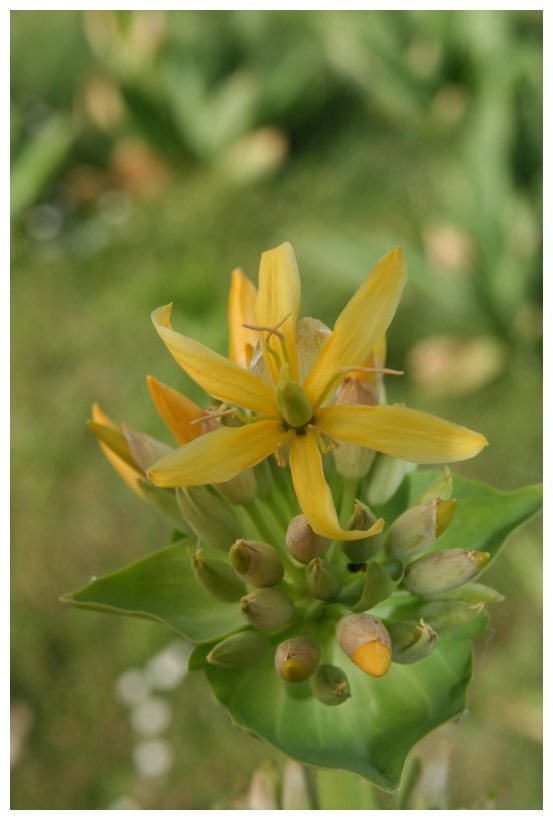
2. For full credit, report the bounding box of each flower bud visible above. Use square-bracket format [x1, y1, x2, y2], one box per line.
[305, 558, 342, 601]
[341, 500, 382, 563]
[275, 636, 320, 682]
[229, 539, 284, 587]
[192, 550, 246, 602]
[388, 619, 437, 664]
[366, 455, 416, 506]
[122, 424, 172, 472]
[420, 600, 485, 633]
[296, 317, 331, 382]
[137, 479, 190, 531]
[275, 375, 313, 429]
[310, 664, 351, 705]
[337, 613, 392, 678]
[241, 588, 294, 630]
[286, 514, 330, 563]
[177, 487, 242, 550]
[216, 469, 258, 505]
[426, 581, 505, 605]
[333, 378, 378, 480]
[206, 631, 269, 668]
[403, 549, 490, 596]
[385, 498, 457, 560]
[416, 466, 454, 504]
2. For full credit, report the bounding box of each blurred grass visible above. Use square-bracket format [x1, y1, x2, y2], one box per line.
[11, 9, 541, 810]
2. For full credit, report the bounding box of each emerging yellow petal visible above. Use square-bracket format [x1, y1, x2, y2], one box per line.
[148, 419, 287, 488]
[89, 403, 146, 499]
[228, 267, 258, 368]
[289, 432, 384, 541]
[147, 375, 203, 444]
[152, 304, 277, 416]
[318, 405, 488, 464]
[304, 247, 406, 406]
[255, 242, 301, 382]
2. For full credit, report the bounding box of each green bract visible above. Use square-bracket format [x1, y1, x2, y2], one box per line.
[62, 470, 541, 790]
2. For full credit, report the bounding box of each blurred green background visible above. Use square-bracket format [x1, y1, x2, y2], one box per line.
[11, 9, 542, 810]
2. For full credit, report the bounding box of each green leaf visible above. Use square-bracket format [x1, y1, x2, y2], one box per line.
[61, 539, 245, 644]
[205, 474, 541, 788]
[206, 629, 474, 790]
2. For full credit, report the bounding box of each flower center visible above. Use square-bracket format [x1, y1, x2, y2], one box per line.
[275, 366, 313, 430]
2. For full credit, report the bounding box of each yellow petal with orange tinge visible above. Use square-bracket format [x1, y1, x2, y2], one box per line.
[255, 242, 301, 382]
[148, 419, 287, 488]
[317, 404, 488, 463]
[228, 268, 258, 368]
[288, 432, 384, 541]
[352, 641, 392, 678]
[304, 247, 407, 406]
[90, 403, 146, 499]
[147, 375, 203, 444]
[152, 304, 277, 416]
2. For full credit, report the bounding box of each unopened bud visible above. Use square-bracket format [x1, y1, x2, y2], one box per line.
[416, 467, 454, 504]
[420, 600, 486, 633]
[275, 636, 320, 682]
[216, 468, 258, 505]
[296, 318, 331, 382]
[403, 549, 490, 596]
[275, 375, 313, 429]
[337, 613, 392, 678]
[241, 588, 294, 630]
[207, 631, 269, 667]
[286, 514, 330, 563]
[388, 619, 437, 664]
[333, 378, 378, 480]
[192, 550, 246, 602]
[342, 500, 382, 563]
[366, 455, 416, 506]
[386, 498, 457, 560]
[426, 582, 505, 605]
[305, 558, 342, 601]
[137, 480, 190, 531]
[177, 487, 242, 550]
[310, 664, 351, 705]
[229, 539, 284, 587]
[122, 425, 172, 472]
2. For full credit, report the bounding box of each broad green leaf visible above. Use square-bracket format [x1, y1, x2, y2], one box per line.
[206, 628, 475, 790]
[62, 539, 245, 643]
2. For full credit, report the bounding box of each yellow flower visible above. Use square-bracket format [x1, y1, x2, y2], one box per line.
[147, 243, 487, 540]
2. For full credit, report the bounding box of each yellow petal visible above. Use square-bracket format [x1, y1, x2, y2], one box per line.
[255, 242, 301, 382]
[317, 404, 488, 463]
[304, 247, 406, 405]
[148, 419, 287, 488]
[288, 432, 384, 541]
[152, 304, 277, 416]
[227, 267, 258, 368]
[147, 375, 203, 444]
[89, 403, 146, 499]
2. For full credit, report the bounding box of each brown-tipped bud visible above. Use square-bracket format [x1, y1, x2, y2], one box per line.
[286, 514, 330, 564]
[337, 613, 392, 678]
[229, 539, 284, 587]
[386, 498, 457, 560]
[403, 549, 490, 596]
[206, 631, 269, 668]
[388, 619, 438, 664]
[177, 487, 242, 550]
[305, 558, 342, 601]
[366, 455, 416, 506]
[420, 600, 486, 633]
[122, 425, 172, 472]
[342, 500, 382, 563]
[241, 588, 294, 630]
[416, 466, 454, 504]
[216, 468, 258, 505]
[275, 636, 320, 682]
[310, 664, 351, 705]
[192, 550, 246, 603]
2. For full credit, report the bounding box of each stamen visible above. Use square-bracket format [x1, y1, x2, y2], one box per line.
[190, 405, 237, 426]
[308, 423, 340, 453]
[275, 443, 287, 468]
[339, 365, 404, 377]
[243, 313, 292, 371]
